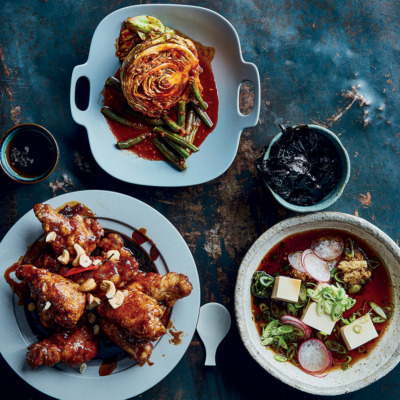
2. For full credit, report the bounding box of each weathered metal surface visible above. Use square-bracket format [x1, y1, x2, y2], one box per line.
[0, 0, 399, 399]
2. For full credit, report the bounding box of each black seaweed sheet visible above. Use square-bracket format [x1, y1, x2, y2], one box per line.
[257, 125, 342, 206]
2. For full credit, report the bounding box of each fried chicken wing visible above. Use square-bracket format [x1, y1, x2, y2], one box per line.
[69, 256, 139, 289]
[27, 325, 98, 369]
[100, 319, 153, 364]
[128, 272, 193, 307]
[99, 233, 132, 259]
[33, 203, 104, 256]
[16, 265, 86, 328]
[98, 287, 166, 340]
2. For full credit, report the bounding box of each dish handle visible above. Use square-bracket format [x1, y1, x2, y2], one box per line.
[238, 61, 261, 128]
[70, 64, 89, 125]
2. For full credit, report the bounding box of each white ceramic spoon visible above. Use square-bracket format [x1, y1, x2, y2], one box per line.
[196, 303, 231, 366]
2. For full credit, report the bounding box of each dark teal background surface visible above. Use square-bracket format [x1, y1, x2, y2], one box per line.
[1, 0, 399, 399]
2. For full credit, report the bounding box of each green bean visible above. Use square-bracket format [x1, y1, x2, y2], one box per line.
[177, 100, 186, 127]
[124, 108, 164, 126]
[162, 137, 190, 159]
[190, 80, 208, 110]
[188, 116, 201, 144]
[162, 115, 189, 136]
[101, 106, 143, 128]
[190, 99, 213, 128]
[152, 138, 186, 171]
[105, 76, 122, 92]
[153, 127, 199, 152]
[185, 108, 195, 132]
[117, 132, 152, 149]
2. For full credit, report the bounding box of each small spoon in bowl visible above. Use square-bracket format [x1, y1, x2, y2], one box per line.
[196, 303, 231, 366]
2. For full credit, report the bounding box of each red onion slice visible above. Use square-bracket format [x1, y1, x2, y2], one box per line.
[298, 339, 332, 373]
[311, 235, 344, 261]
[303, 252, 331, 282]
[281, 315, 311, 340]
[288, 251, 306, 273]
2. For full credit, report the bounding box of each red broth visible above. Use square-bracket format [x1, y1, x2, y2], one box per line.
[251, 229, 393, 371]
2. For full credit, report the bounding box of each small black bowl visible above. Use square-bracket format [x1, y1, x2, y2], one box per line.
[0, 123, 59, 184]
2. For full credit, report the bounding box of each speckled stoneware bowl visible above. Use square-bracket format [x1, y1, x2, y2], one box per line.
[262, 124, 351, 212]
[234, 212, 400, 396]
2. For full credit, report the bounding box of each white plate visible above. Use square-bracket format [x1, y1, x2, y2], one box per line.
[235, 212, 400, 395]
[70, 4, 260, 187]
[0, 190, 200, 400]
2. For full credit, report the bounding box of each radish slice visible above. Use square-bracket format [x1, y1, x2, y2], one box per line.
[303, 252, 330, 282]
[288, 251, 306, 273]
[301, 249, 314, 271]
[298, 339, 332, 373]
[281, 316, 311, 340]
[311, 235, 344, 261]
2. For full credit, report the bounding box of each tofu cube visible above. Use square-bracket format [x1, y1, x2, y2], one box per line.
[271, 276, 301, 303]
[300, 302, 336, 334]
[340, 314, 378, 351]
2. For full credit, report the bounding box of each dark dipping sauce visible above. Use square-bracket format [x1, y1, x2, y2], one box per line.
[251, 230, 393, 372]
[6, 128, 56, 179]
[257, 125, 342, 206]
[102, 43, 219, 160]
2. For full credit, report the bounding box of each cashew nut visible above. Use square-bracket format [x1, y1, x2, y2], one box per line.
[87, 312, 96, 324]
[57, 249, 70, 265]
[109, 290, 125, 309]
[45, 231, 57, 242]
[92, 259, 102, 266]
[79, 363, 87, 374]
[43, 301, 51, 311]
[93, 324, 100, 335]
[72, 244, 86, 267]
[106, 250, 120, 262]
[100, 280, 116, 299]
[86, 293, 101, 310]
[79, 254, 92, 268]
[79, 278, 97, 292]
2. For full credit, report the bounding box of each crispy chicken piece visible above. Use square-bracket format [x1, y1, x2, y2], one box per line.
[69, 256, 139, 289]
[33, 203, 104, 256]
[16, 265, 86, 328]
[98, 233, 132, 259]
[100, 319, 153, 364]
[128, 272, 193, 307]
[337, 260, 372, 286]
[98, 287, 166, 340]
[27, 325, 98, 369]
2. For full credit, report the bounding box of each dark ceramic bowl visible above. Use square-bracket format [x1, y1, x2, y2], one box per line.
[0, 123, 59, 184]
[262, 124, 351, 212]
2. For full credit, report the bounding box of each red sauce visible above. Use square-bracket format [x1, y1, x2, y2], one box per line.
[4, 262, 26, 304]
[102, 45, 218, 160]
[252, 229, 393, 371]
[132, 229, 147, 245]
[150, 245, 159, 262]
[99, 357, 118, 376]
